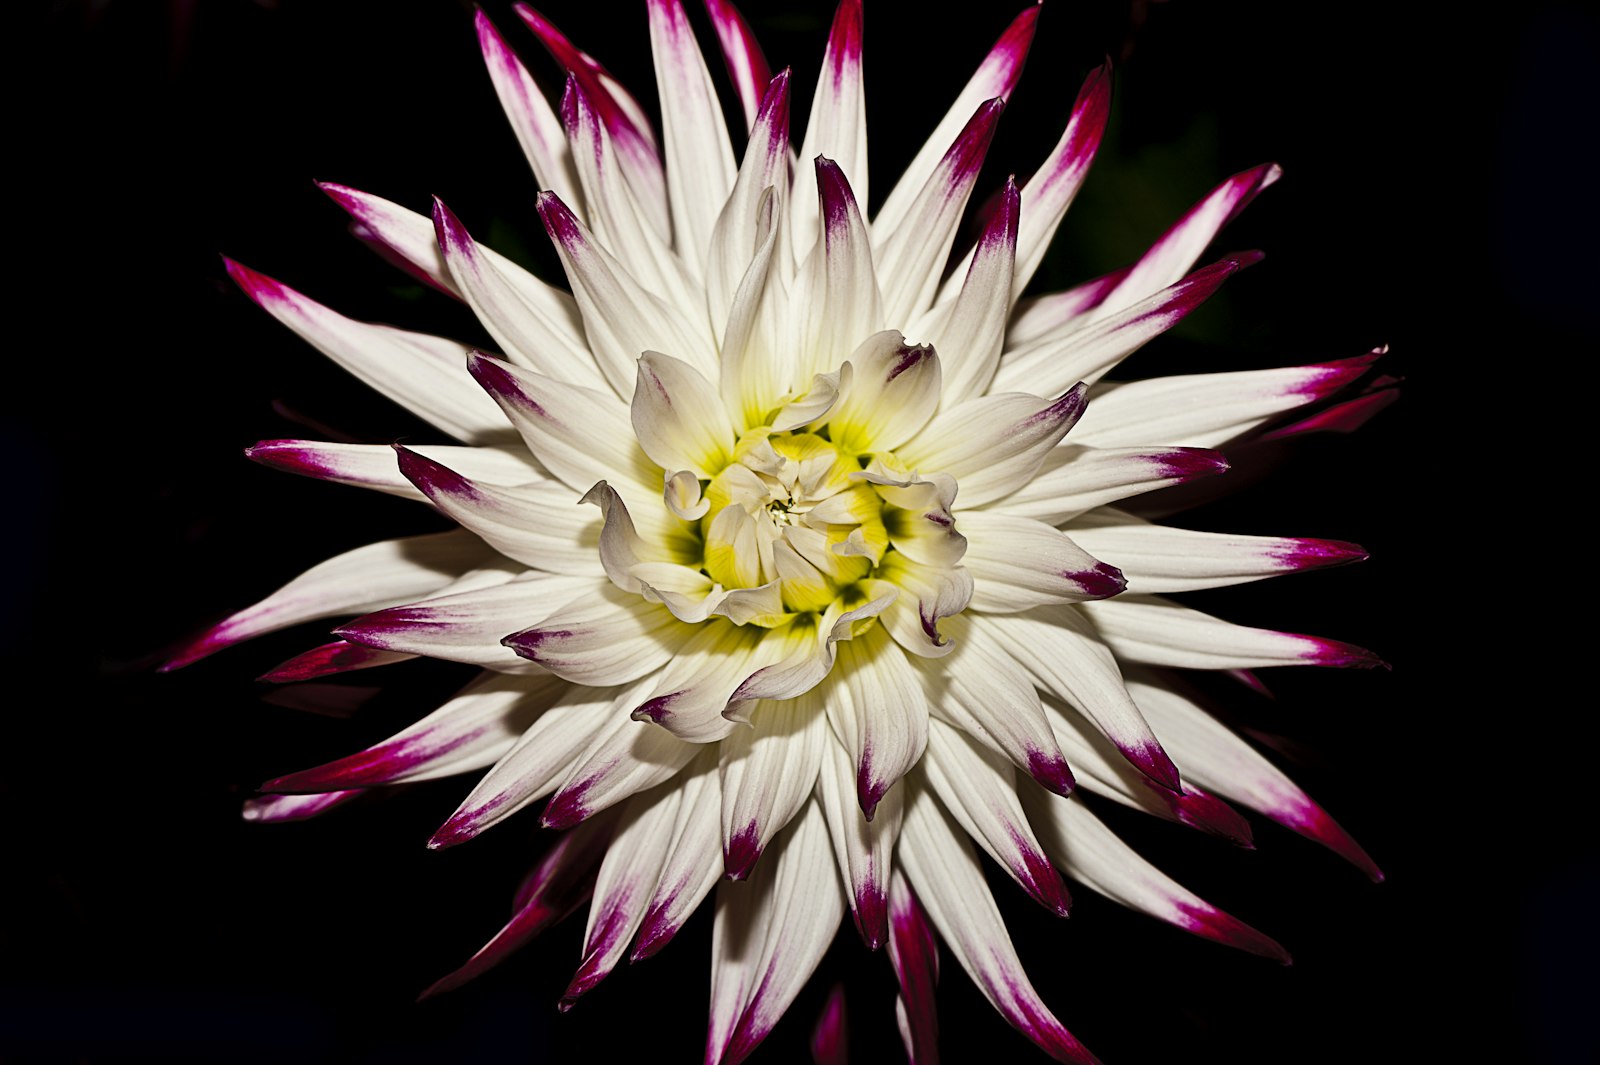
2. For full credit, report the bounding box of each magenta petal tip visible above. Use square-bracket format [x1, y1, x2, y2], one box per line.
[852, 884, 889, 951]
[723, 824, 762, 881]
[1304, 637, 1390, 671]
[1027, 749, 1076, 797]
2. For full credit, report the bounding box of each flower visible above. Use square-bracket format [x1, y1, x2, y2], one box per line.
[168, 2, 1393, 1061]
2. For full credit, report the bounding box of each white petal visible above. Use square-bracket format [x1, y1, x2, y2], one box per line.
[474, 9, 583, 214]
[702, 0, 773, 132]
[633, 748, 725, 960]
[224, 260, 508, 443]
[1080, 594, 1387, 670]
[898, 385, 1087, 508]
[826, 624, 928, 819]
[161, 530, 500, 670]
[720, 692, 828, 879]
[648, 0, 736, 277]
[730, 593, 894, 703]
[1026, 790, 1290, 961]
[544, 689, 701, 830]
[898, 786, 1097, 1064]
[795, 158, 883, 381]
[959, 511, 1126, 612]
[916, 177, 1018, 402]
[922, 719, 1070, 914]
[816, 728, 901, 949]
[430, 681, 636, 848]
[707, 801, 844, 1065]
[913, 613, 1074, 795]
[989, 444, 1228, 525]
[264, 671, 568, 792]
[631, 620, 786, 743]
[503, 582, 697, 685]
[708, 73, 791, 347]
[789, 0, 866, 265]
[244, 439, 545, 503]
[1068, 350, 1385, 448]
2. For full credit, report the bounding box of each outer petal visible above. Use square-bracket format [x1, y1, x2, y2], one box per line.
[244, 439, 543, 503]
[914, 613, 1075, 796]
[1063, 508, 1367, 594]
[789, 0, 866, 264]
[816, 731, 902, 950]
[474, 9, 583, 212]
[1027, 791, 1290, 962]
[918, 176, 1018, 402]
[898, 786, 1099, 1064]
[796, 158, 883, 381]
[990, 445, 1228, 525]
[702, 0, 772, 131]
[974, 607, 1180, 790]
[632, 620, 791, 743]
[161, 531, 500, 670]
[706, 801, 845, 1065]
[634, 748, 725, 959]
[259, 640, 416, 683]
[1080, 595, 1388, 671]
[887, 874, 940, 1065]
[263, 671, 568, 792]
[428, 681, 636, 848]
[922, 721, 1071, 915]
[720, 694, 829, 880]
[648, 0, 736, 277]
[241, 791, 360, 824]
[707, 72, 790, 349]
[827, 625, 929, 819]
[1125, 672, 1382, 879]
[223, 259, 508, 443]
[504, 584, 698, 685]
[544, 693, 700, 829]
[872, 4, 1038, 235]
[1067, 350, 1384, 449]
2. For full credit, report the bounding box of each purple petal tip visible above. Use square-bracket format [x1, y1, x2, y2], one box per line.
[1304, 637, 1390, 671]
[1027, 749, 1076, 797]
[723, 824, 762, 881]
[852, 884, 889, 951]
[1274, 538, 1369, 570]
[1178, 902, 1292, 964]
[1071, 562, 1126, 600]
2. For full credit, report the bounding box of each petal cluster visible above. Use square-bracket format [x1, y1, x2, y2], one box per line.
[175, 3, 1391, 1062]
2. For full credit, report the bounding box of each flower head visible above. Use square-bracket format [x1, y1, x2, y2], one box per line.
[172, 2, 1391, 1061]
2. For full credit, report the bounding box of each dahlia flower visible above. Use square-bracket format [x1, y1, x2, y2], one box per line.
[169, 2, 1391, 1060]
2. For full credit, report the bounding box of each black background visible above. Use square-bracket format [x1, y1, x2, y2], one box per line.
[10, 1, 1591, 1062]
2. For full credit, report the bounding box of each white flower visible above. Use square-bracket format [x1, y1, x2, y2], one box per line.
[170, 2, 1391, 1061]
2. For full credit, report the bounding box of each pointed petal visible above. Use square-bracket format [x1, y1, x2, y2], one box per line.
[422, 813, 616, 997]
[515, 3, 668, 235]
[1068, 349, 1385, 449]
[259, 640, 415, 683]
[1029, 791, 1289, 962]
[1042, 695, 1253, 845]
[544, 696, 700, 829]
[816, 731, 901, 949]
[707, 801, 845, 1065]
[433, 198, 607, 388]
[974, 607, 1180, 790]
[798, 158, 883, 380]
[1080, 595, 1388, 670]
[708, 72, 791, 353]
[505, 584, 697, 685]
[536, 191, 716, 394]
[825, 332, 942, 454]
[161, 531, 498, 670]
[264, 672, 569, 792]
[429, 682, 633, 848]
[561, 784, 680, 1008]
[991, 445, 1228, 525]
[876, 99, 1004, 326]
[873, 3, 1038, 235]
[730, 594, 894, 703]
[241, 791, 360, 823]
[648, 0, 736, 276]
[395, 447, 604, 573]
[337, 573, 594, 671]
[923, 720, 1071, 914]
[914, 613, 1074, 796]
[994, 253, 1262, 395]
[223, 259, 506, 443]
[826, 625, 928, 819]
[1007, 163, 1282, 342]
[1063, 508, 1367, 594]
[790, 0, 866, 264]
[632, 621, 784, 743]
[720, 693, 828, 880]
[466, 352, 659, 498]
[1126, 672, 1382, 879]
[958, 511, 1125, 612]
[920, 176, 1018, 401]
[887, 874, 940, 1065]
[810, 984, 848, 1065]
[317, 182, 459, 297]
[899, 786, 1100, 1064]
[899, 385, 1087, 508]
[702, 0, 773, 131]
[475, 8, 583, 211]
[633, 748, 724, 959]
[245, 439, 543, 503]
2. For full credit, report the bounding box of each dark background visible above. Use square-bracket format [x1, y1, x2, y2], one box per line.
[10, 0, 1590, 1062]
